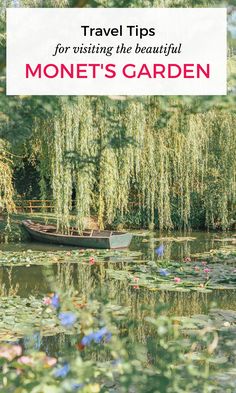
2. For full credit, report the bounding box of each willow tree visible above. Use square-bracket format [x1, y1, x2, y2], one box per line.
[0, 139, 15, 214]
[34, 97, 236, 232]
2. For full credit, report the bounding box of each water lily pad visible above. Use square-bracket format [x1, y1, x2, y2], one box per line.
[0, 249, 143, 267]
[0, 296, 129, 342]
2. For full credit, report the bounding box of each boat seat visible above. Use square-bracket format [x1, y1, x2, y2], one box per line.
[82, 231, 92, 236]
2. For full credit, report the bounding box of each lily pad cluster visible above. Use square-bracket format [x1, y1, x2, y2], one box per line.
[193, 245, 236, 264]
[106, 247, 236, 293]
[0, 295, 129, 342]
[141, 236, 197, 243]
[176, 308, 236, 332]
[0, 249, 142, 267]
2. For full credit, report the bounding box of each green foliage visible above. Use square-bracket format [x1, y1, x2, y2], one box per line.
[69, 0, 235, 7]
[0, 0, 235, 228]
[0, 220, 28, 243]
[0, 291, 236, 392]
[107, 243, 236, 292]
[0, 1, 68, 155]
[35, 97, 236, 231]
[0, 139, 15, 214]
[0, 239, 236, 392]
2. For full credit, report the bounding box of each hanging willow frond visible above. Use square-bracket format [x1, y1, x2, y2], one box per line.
[35, 97, 236, 232]
[0, 139, 15, 214]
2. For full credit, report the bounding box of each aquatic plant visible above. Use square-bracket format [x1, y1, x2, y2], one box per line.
[159, 268, 169, 276]
[59, 311, 77, 328]
[0, 292, 236, 393]
[156, 244, 165, 257]
[54, 362, 70, 378]
[51, 293, 60, 309]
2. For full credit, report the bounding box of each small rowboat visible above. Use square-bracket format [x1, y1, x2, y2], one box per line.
[22, 220, 133, 249]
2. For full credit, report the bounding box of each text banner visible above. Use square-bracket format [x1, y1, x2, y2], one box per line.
[7, 8, 227, 95]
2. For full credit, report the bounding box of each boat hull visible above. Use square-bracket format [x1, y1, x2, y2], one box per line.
[22, 221, 132, 249]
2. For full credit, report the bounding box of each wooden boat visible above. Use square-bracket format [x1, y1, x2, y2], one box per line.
[22, 220, 133, 249]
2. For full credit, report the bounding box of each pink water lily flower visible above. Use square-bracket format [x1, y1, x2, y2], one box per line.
[202, 261, 207, 266]
[89, 257, 95, 265]
[174, 277, 181, 283]
[43, 297, 52, 306]
[0, 344, 22, 361]
[184, 257, 191, 263]
[194, 266, 200, 272]
[18, 356, 34, 366]
[43, 356, 57, 368]
[203, 268, 210, 274]
[18, 354, 57, 368]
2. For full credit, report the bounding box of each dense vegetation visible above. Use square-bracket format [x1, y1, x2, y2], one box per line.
[2, 95, 236, 231]
[0, 2, 236, 393]
[32, 97, 235, 231]
[0, 0, 236, 232]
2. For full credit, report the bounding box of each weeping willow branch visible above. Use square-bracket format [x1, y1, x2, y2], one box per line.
[0, 139, 15, 214]
[35, 97, 236, 232]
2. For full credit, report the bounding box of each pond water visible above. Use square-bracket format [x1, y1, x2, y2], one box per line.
[0, 230, 235, 309]
[0, 230, 236, 355]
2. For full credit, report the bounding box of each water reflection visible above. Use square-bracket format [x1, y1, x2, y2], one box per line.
[1, 259, 236, 315]
[0, 231, 236, 354]
[0, 230, 232, 257]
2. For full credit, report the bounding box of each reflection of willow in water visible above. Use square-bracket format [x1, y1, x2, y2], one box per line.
[14, 261, 235, 355]
[65, 263, 236, 329]
[103, 277, 236, 345]
[105, 275, 236, 315]
[45, 262, 235, 353]
[45, 262, 236, 321]
[131, 233, 226, 262]
[2, 250, 235, 353]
